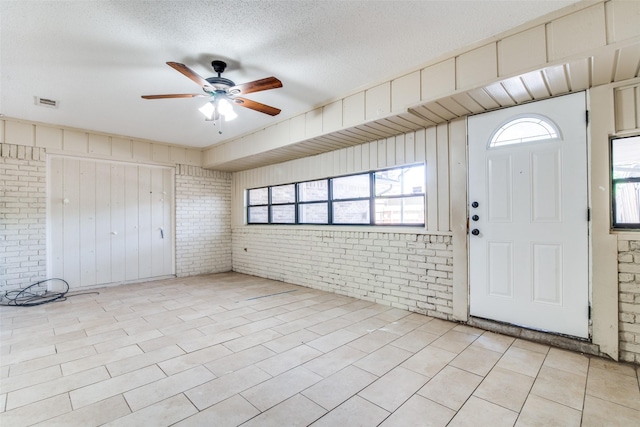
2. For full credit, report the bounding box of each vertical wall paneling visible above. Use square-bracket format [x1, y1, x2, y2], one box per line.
[386, 137, 396, 167]
[377, 138, 387, 168]
[425, 127, 439, 231]
[48, 157, 175, 288]
[405, 132, 415, 164]
[395, 134, 405, 165]
[63, 130, 88, 153]
[6, 121, 34, 146]
[456, 43, 498, 90]
[546, 3, 606, 62]
[36, 126, 63, 150]
[62, 158, 81, 286]
[615, 85, 638, 131]
[88, 134, 111, 156]
[366, 83, 391, 121]
[79, 160, 97, 286]
[437, 124, 450, 231]
[49, 157, 65, 279]
[421, 58, 456, 101]
[449, 118, 468, 321]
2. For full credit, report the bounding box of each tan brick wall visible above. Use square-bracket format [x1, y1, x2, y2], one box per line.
[0, 144, 47, 292]
[617, 236, 640, 364]
[232, 228, 453, 319]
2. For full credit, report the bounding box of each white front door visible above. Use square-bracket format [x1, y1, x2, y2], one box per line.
[468, 92, 589, 338]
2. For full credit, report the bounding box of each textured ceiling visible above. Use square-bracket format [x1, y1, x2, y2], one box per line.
[1, 0, 581, 149]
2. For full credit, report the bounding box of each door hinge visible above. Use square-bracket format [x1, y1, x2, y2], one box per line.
[586, 110, 589, 125]
[588, 304, 591, 320]
[587, 208, 591, 221]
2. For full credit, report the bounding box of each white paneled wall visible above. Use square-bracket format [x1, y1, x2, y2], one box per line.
[232, 121, 462, 233]
[615, 82, 640, 132]
[49, 156, 174, 289]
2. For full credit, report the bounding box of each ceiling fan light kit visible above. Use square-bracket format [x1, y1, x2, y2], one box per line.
[142, 60, 282, 133]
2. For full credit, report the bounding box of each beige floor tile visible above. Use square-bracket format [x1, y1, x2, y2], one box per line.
[417, 366, 483, 411]
[185, 365, 272, 410]
[390, 328, 439, 353]
[530, 365, 586, 410]
[241, 366, 322, 411]
[205, 345, 275, 376]
[401, 345, 458, 378]
[430, 329, 478, 353]
[0, 344, 57, 367]
[416, 318, 457, 336]
[242, 393, 326, 427]
[7, 345, 97, 377]
[515, 394, 581, 427]
[61, 344, 143, 375]
[450, 345, 502, 376]
[1, 393, 5, 412]
[471, 331, 515, 354]
[54, 329, 127, 354]
[102, 394, 197, 427]
[262, 328, 321, 353]
[306, 317, 354, 336]
[255, 344, 322, 376]
[379, 318, 424, 336]
[0, 364, 62, 395]
[232, 316, 285, 336]
[347, 329, 398, 353]
[106, 344, 185, 377]
[176, 329, 241, 353]
[173, 394, 260, 427]
[496, 346, 546, 377]
[511, 338, 550, 355]
[344, 317, 389, 335]
[0, 393, 72, 427]
[473, 366, 535, 412]
[132, 329, 203, 353]
[358, 366, 429, 412]
[354, 343, 413, 376]
[32, 394, 131, 427]
[449, 396, 518, 427]
[124, 365, 216, 411]
[582, 395, 640, 426]
[310, 395, 390, 427]
[379, 394, 455, 427]
[589, 357, 638, 377]
[307, 329, 361, 353]
[157, 344, 231, 376]
[6, 365, 110, 410]
[197, 316, 251, 336]
[222, 329, 283, 353]
[69, 365, 165, 409]
[302, 365, 377, 410]
[542, 347, 589, 377]
[586, 365, 640, 410]
[304, 345, 368, 377]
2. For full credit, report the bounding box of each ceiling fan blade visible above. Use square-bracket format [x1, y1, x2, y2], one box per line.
[228, 77, 282, 95]
[233, 97, 281, 116]
[141, 94, 208, 99]
[167, 62, 212, 90]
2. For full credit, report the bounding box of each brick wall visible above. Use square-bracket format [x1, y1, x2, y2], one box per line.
[175, 165, 232, 276]
[0, 144, 47, 293]
[232, 227, 454, 319]
[617, 236, 640, 364]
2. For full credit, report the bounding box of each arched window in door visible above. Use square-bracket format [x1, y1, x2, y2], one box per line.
[489, 114, 561, 148]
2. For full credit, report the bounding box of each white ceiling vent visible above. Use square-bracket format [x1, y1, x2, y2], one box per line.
[35, 96, 59, 108]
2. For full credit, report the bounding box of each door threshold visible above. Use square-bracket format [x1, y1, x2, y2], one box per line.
[468, 316, 606, 359]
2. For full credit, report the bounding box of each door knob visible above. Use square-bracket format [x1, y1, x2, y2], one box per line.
[472, 215, 479, 221]
[471, 229, 480, 236]
[471, 201, 479, 208]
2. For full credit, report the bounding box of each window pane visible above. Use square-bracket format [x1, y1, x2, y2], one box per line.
[299, 203, 328, 224]
[299, 180, 328, 202]
[614, 182, 640, 225]
[375, 165, 425, 196]
[248, 188, 268, 205]
[490, 115, 559, 147]
[332, 174, 370, 199]
[272, 184, 295, 204]
[333, 200, 370, 224]
[375, 196, 425, 225]
[248, 206, 268, 223]
[271, 204, 295, 223]
[612, 136, 640, 179]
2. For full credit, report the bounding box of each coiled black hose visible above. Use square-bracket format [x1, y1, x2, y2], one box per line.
[0, 278, 98, 307]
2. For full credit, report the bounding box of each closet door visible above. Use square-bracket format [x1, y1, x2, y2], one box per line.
[49, 157, 174, 288]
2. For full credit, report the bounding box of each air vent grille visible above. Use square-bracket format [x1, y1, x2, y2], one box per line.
[35, 97, 58, 108]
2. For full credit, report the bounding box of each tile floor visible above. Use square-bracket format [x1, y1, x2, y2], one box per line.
[1, 272, 639, 426]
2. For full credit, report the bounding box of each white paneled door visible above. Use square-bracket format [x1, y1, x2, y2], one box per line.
[49, 157, 174, 288]
[468, 92, 589, 338]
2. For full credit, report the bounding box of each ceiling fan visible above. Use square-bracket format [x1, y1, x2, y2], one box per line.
[142, 60, 283, 121]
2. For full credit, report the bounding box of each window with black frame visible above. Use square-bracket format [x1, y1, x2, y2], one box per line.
[612, 135, 640, 229]
[247, 164, 425, 226]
